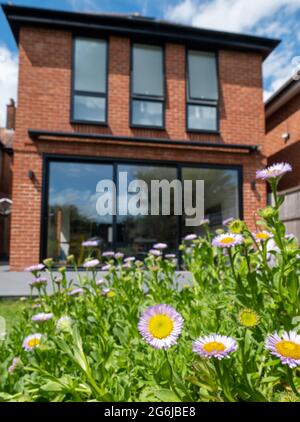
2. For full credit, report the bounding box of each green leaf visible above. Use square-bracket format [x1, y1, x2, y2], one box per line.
[292, 316, 300, 325]
[287, 272, 299, 303]
[41, 381, 64, 393]
[157, 360, 172, 381]
[260, 376, 280, 384]
[154, 389, 182, 402]
[277, 195, 285, 207]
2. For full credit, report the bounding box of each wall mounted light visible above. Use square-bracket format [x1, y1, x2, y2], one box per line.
[282, 132, 290, 142]
[28, 170, 35, 180]
[251, 180, 256, 190]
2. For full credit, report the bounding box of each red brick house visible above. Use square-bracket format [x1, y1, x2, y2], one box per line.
[3, 4, 279, 270]
[266, 77, 300, 191]
[0, 99, 15, 261]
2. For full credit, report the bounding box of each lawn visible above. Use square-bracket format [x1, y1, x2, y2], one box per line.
[0, 299, 25, 334]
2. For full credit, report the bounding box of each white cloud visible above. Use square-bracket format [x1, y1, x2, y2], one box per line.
[66, 0, 101, 12]
[165, 0, 197, 24]
[0, 45, 18, 127]
[256, 21, 289, 39]
[263, 46, 298, 100]
[51, 187, 112, 222]
[165, 0, 300, 99]
[263, 89, 273, 101]
[166, 0, 300, 33]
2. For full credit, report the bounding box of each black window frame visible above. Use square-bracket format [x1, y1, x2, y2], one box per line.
[130, 42, 166, 130]
[186, 49, 220, 134]
[40, 154, 243, 266]
[71, 36, 109, 126]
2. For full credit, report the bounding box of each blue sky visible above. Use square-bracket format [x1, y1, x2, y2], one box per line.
[1, 0, 300, 125]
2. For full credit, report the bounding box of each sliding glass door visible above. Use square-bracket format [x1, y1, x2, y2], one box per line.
[181, 167, 240, 238]
[44, 158, 241, 265]
[116, 164, 178, 258]
[47, 161, 113, 264]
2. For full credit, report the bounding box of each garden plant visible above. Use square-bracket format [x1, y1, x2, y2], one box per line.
[0, 163, 299, 402]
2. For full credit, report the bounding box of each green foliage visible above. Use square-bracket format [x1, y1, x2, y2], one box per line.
[0, 299, 25, 333]
[0, 177, 300, 402]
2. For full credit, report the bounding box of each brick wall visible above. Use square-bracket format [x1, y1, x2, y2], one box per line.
[266, 91, 300, 191]
[10, 26, 267, 270]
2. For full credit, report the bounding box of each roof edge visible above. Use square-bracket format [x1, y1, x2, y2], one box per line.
[265, 77, 300, 117]
[28, 129, 259, 153]
[1, 3, 280, 59]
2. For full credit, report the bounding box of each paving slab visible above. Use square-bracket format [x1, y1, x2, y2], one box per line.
[0, 265, 193, 297]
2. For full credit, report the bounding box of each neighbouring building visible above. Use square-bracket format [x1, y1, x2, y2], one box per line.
[266, 77, 300, 190]
[266, 77, 300, 239]
[3, 4, 279, 270]
[0, 99, 15, 261]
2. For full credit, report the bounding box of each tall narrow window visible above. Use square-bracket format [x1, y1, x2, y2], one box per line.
[72, 38, 107, 124]
[187, 51, 218, 132]
[131, 44, 164, 128]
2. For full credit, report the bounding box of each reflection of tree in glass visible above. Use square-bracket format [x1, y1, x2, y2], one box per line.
[48, 204, 109, 263]
[182, 168, 238, 233]
[117, 166, 177, 255]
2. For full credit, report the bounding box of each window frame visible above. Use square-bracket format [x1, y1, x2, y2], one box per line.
[130, 42, 166, 130]
[41, 154, 243, 266]
[71, 36, 109, 125]
[186, 49, 220, 134]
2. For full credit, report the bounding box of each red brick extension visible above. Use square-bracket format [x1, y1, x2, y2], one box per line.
[10, 27, 267, 270]
[266, 89, 300, 191]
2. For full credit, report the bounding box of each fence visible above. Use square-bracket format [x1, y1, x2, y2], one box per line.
[269, 186, 300, 241]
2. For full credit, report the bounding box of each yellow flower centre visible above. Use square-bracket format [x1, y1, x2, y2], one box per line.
[148, 314, 174, 339]
[239, 310, 259, 327]
[220, 237, 235, 244]
[256, 232, 270, 240]
[28, 337, 40, 348]
[203, 341, 226, 353]
[275, 340, 300, 360]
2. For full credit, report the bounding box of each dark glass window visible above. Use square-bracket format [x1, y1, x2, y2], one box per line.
[72, 38, 107, 123]
[187, 51, 218, 131]
[181, 167, 240, 238]
[187, 105, 217, 131]
[45, 160, 241, 264]
[132, 100, 163, 127]
[131, 44, 164, 128]
[47, 162, 113, 265]
[116, 164, 177, 259]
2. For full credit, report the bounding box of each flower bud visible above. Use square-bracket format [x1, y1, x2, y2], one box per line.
[58, 266, 66, 274]
[258, 206, 278, 220]
[228, 219, 245, 234]
[43, 258, 54, 268]
[67, 254, 75, 263]
[56, 316, 73, 334]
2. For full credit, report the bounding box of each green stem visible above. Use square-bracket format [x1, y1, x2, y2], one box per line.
[86, 371, 104, 398]
[214, 359, 235, 402]
[228, 248, 237, 283]
[270, 180, 287, 260]
[287, 366, 300, 397]
[163, 349, 185, 401]
[271, 179, 280, 209]
[241, 330, 266, 401]
[247, 230, 272, 278]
